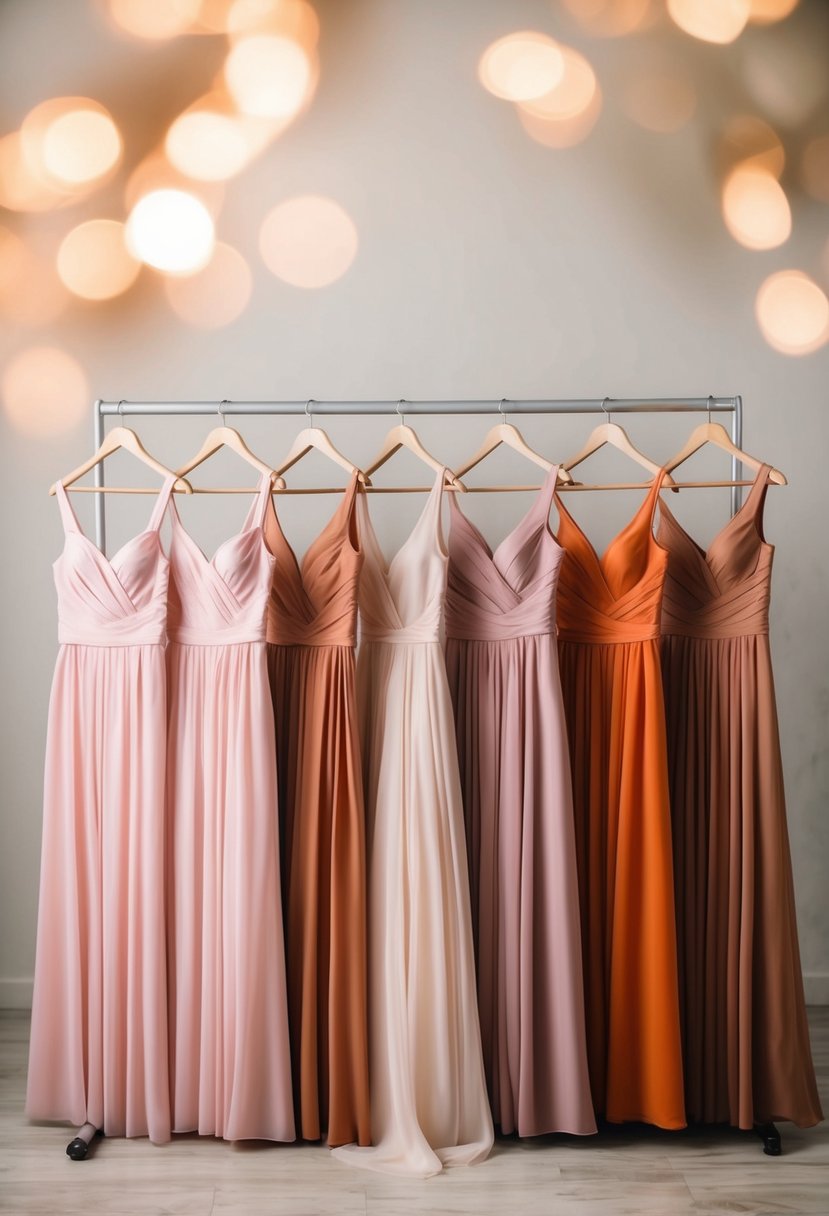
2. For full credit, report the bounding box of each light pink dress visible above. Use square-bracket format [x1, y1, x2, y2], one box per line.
[333, 473, 493, 1178]
[444, 466, 596, 1137]
[26, 477, 175, 1143]
[165, 472, 294, 1141]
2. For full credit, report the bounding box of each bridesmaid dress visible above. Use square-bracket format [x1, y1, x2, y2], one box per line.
[333, 473, 494, 1178]
[555, 470, 686, 1130]
[264, 472, 371, 1147]
[658, 467, 822, 1129]
[165, 472, 294, 1141]
[444, 466, 597, 1138]
[26, 477, 175, 1143]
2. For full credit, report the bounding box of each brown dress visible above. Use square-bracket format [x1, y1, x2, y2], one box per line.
[658, 466, 822, 1129]
[264, 472, 371, 1146]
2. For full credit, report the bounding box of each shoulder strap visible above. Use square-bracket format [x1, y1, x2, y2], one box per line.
[147, 474, 177, 532]
[531, 463, 560, 525]
[252, 471, 274, 529]
[54, 481, 81, 533]
[429, 467, 447, 546]
[646, 467, 668, 525]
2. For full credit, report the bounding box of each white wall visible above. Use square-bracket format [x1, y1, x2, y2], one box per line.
[1, 0, 827, 1007]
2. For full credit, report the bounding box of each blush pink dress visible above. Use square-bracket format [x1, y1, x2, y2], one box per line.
[333, 474, 493, 1178]
[26, 477, 175, 1143]
[165, 472, 294, 1141]
[444, 467, 596, 1138]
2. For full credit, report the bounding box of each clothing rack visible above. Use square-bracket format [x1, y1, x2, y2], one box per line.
[91, 396, 743, 553]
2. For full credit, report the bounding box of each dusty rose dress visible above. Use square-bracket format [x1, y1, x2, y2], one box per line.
[658, 467, 822, 1129]
[444, 467, 596, 1137]
[334, 474, 493, 1177]
[264, 473, 371, 1147]
[165, 472, 294, 1141]
[26, 478, 175, 1142]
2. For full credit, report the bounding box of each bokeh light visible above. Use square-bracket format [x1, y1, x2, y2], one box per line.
[124, 150, 226, 218]
[57, 220, 142, 300]
[717, 114, 784, 178]
[2, 346, 89, 438]
[747, 0, 799, 22]
[667, 0, 750, 44]
[755, 271, 829, 355]
[0, 132, 72, 212]
[18, 97, 121, 196]
[479, 32, 564, 103]
[0, 227, 68, 326]
[260, 195, 358, 288]
[166, 110, 251, 180]
[227, 0, 320, 51]
[801, 134, 829, 203]
[621, 71, 696, 133]
[224, 34, 312, 118]
[126, 189, 216, 274]
[164, 241, 252, 326]
[516, 45, 601, 148]
[560, 0, 655, 38]
[107, 0, 202, 39]
[721, 165, 791, 250]
[740, 29, 827, 127]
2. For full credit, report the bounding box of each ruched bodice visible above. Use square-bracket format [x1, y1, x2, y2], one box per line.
[54, 477, 174, 647]
[555, 470, 669, 644]
[445, 465, 562, 642]
[358, 471, 447, 645]
[658, 467, 772, 640]
[265, 472, 362, 647]
[167, 473, 275, 645]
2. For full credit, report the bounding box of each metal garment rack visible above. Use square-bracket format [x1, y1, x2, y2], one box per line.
[92, 395, 743, 551]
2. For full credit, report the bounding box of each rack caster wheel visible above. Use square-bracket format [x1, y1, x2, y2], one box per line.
[755, 1121, 782, 1156]
[66, 1123, 101, 1160]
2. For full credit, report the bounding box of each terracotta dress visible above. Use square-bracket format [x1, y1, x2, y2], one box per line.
[658, 467, 822, 1129]
[264, 472, 371, 1147]
[444, 467, 597, 1138]
[556, 471, 685, 1130]
[27, 479, 175, 1143]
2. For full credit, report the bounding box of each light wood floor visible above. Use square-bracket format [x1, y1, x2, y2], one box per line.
[1, 1009, 827, 1215]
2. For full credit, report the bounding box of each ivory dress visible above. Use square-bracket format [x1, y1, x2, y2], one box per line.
[334, 474, 493, 1178]
[26, 478, 175, 1142]
[165, 472, 294, 1141]
[264, 473, 371, 1147]
[555, 471, 686, 1130]
[658, 467, 822, 1129]
[444, 467, 596, 1138]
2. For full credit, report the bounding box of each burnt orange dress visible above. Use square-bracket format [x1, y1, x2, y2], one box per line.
[264, 473, 371, 1147]
[556, 471, 685, 1130]
[658, 467, 822, 1129]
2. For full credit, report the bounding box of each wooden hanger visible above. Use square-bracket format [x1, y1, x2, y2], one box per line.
[455, 406, 573, 487]
[274, 401, 369, 489]
[176, 405, 285, 491]
[664, 417, 787, 485]
[561, 402, 676, 489]
[363, 403, 465, 492]
[49, 424, 192, 495]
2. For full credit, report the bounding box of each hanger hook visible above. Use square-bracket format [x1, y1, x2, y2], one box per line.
[396, 398, 406, 427]
[707, 394, 713, 425]
[601, 396, 612, 426]
[218, 399, 229, 426]
[305, 398, 315, 426]
[117, 399, 125, 417]
[499, 397, 509, 425]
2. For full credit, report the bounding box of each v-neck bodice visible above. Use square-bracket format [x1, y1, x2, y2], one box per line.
[358, 471, 447, 645]
[265, 472, 363, 648]
[657, 466, 773, 639]
[555, 471, 669, 644]
[167, 473, 275, 645]
[445, 465, 563, 642]
[54, 476, 175, 647]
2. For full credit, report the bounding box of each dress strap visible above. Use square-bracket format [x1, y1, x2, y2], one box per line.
[147, 474, 177, 531]
[531, 463, 561, 524]
[646, 467, 669, 524]
[248, 470, 275, 529]
[54, 481, 81, 533]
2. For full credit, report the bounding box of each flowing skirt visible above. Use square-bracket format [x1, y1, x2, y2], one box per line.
[26, 643, 170, 1142]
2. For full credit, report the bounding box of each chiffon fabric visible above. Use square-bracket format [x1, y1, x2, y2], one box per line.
[444, 466, 596, 1138]
[26, 478, 175, 1142]
[264, 473, 370, 1147]
[556, 470, 685, 1130]
[165, 472, 294, 1141]
[334, 473, 493, 1178]
[658, 467, 822, 1129]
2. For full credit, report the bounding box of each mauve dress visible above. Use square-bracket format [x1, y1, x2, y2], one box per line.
[26, 478, 174, 1143]
[444, 466, 596, 1137]
[165, 472, 295, 1141]
[658, 466, 822, 1129]
[556, 470, 685, 1130]
[264, 472, 371, 1147]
